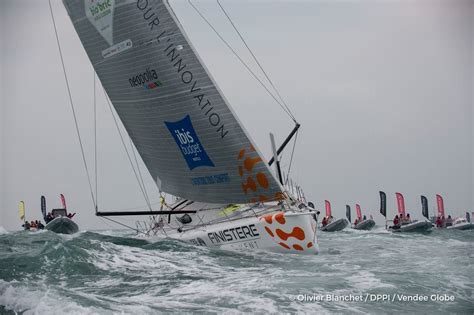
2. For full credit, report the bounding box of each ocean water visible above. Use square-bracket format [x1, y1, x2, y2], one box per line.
[0, 227, 472, 314]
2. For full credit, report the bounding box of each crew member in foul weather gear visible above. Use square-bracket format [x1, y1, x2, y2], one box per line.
[435, 216, 443, 227]
[445, 215, 453, 227]
[405, 213, 412, 224]
[322, 216, 328, 227]
[392, 215, 400, 229]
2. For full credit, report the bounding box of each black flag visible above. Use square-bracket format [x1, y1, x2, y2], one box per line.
[41, 196, 47, 220]
[466, 212, 471, 223]
[346, 205, 351, 223]
[421, 195, 429, 219]
[379, 191, 386, 218]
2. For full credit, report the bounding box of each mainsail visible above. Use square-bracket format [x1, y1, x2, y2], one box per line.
[63, 0, 283, 204]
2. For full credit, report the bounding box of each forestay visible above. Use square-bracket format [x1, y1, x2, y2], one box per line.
[63, 0, 283, 204]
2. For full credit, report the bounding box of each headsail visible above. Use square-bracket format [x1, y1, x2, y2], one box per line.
[420, 195, 429, 219]
[355, 204, 362, 220]
[379, 191, 386, 218]
[62, 0, 283, 204]
[19, 201, 25, 222]
[325, 200, 331, 218]
[436, 194, 445, 218]
[395, 192, 406, 216]
[345, 205, 351, 222]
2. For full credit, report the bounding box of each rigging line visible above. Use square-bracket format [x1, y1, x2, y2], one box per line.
[128, 136, 152, 207]
[48, 0, 96, 209]
[102, 88, 153, 211]
[284, 130, 299, 186]
[94, 70, 98, 211]
[187, 0, 295, 122]
[216, 0, 296, 121]
[100, 216, 148, 235]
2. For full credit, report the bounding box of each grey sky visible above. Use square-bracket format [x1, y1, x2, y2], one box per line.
[1, 0, 472, 230]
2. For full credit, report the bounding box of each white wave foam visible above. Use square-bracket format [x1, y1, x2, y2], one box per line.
[0, 226, 8, 235]
[0, 280, 104, 315]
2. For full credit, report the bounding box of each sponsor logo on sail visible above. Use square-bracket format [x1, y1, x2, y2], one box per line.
[165, 115, 215, 170]
[128, 67, 162, 90]
[85, 0, 115, 45]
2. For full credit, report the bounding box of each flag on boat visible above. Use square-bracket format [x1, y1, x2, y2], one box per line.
[325, 200, 331, 217]
[62, 0, 283, 204]
[41, 196, 47, 220]
[346, 205, 351, 222]
[421, 195, 429, 219]
[466, 212, 471, 223]
[379, 191, 386, 217]
[395, 192, 406, 216]
[436, 194, 445, 218]
[19, 201, 25, 221]
[60, 194, 67, 209]
[355, 204, 362, 220]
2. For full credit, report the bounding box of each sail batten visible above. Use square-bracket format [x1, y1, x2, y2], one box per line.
[64, 0, 283, 203]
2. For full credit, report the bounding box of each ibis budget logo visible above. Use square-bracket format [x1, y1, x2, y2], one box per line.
[165, 115, 215, 170]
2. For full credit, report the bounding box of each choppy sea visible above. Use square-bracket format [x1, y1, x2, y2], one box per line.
[0, 226, 472, 314]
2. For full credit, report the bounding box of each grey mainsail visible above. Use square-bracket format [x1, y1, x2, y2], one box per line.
[63, 0, 283, 204]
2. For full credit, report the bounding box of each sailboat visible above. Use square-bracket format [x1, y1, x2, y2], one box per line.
[320, 200, 348, 232]
[349, 204, 375, 230]
[60, 0, 319, 254]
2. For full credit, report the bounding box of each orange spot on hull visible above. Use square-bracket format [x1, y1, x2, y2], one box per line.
[265, 226, 274, 237]
[238, 166, 244, 177]
[238, 149, 245, 160]
[278, 242, 290, 249]
[276, 227, 306, 241]
[293, 244, 304, 251]
[259, 195, 268, 202]
[275, 212, 286, 224]
[261, 214, 273, 224]
[307, 242, 313, 248]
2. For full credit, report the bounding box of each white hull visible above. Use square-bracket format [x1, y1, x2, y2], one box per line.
[163, 210, 319, 255]
[447, 222, 474, 230]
